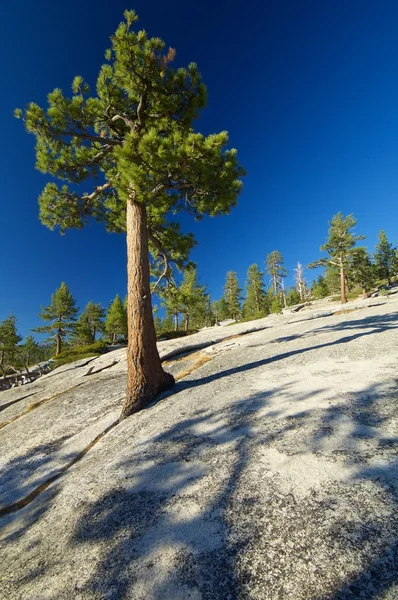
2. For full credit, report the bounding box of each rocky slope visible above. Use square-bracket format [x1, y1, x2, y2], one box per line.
[0, 297, 397, 599]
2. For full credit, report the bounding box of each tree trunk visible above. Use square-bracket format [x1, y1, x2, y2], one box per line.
[362, 285, 367, 299]
[121, 196, 174, 419]
[174, 313, 179, 331]
[340, 264, 347, 304]
[56, 331, 62, 355]
[185, 314, 189, 332]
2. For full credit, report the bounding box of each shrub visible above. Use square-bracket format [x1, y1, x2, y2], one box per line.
[270, 298, 283, 314]
[157, 330, 198, 341]
[53, 340, 108, 367]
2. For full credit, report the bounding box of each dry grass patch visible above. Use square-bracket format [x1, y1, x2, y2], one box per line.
[175, 354, 212, 381]
[333, 307, 362, 316]
[163, 349, 213, 381]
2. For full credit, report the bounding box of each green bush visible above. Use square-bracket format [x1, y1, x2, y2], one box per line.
[270, 298, 283, 314]
[56, 340, 107, 359]
[53, 340, 108, 367]
[157, 330, 198, 340]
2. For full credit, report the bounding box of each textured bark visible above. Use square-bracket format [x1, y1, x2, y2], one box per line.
[120, 196, 174, 419]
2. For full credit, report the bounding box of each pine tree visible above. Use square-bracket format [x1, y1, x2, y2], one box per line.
[160, 313, 174, 333]
[70, 300, 106, 345]
[16, 10, 244, 418]
[161, 286, 181, 331]
[105, 295, 128, 343]
[324, 263, 340, 296]
[71, 314, 95, 346]
[223, 272, 242, 321]
[152, 305, 163, 336]
[270, 296, 283, 314]
[311, 275, 330, 299]
[264, 289, 273, 315]
[17, 335, 40, 374]
[0, 315, 22, 378]
[286, 287, 301, 306]
[374, 230, 396, 286]
[34, 283, 78, 355]
[243, 264, 265, 319]
[179, 268, 208, 331]
[309, 213, 365, 304]
[212, 298, 229, 324]
[83, 301, 106, 340]
[349, 248, 377, 298]
[266, 251, 288, 306]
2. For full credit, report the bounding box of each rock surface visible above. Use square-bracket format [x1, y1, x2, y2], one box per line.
[0, 296, 398, 599]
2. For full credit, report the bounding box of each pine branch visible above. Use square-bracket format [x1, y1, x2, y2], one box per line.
[148, 227, 171, 292]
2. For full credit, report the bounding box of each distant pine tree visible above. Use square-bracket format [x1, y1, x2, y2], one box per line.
[309, 213, 365, 304]
[374, 230, 396, 286]
[243, 264, 265, 319]
[34, 283, 79, 355]
[0, 315, 22, 377]
[349, 248, 377, 297]
[71, 314, 95, 346]
[286, 287, 301, 306]
[17, 335, 40, 374]
[179, 268, 208, 331]
[105, 295, 128, 343]
[223, 271, 243, 321]
[83, 301, 106, 340]
[266, 251, 288, 295]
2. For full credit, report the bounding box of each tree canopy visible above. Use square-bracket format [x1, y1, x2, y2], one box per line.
[16, 10, 244, 417]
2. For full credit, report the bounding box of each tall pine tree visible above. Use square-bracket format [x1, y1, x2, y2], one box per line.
[266, 251, 287, 294]
[16, 10, 244, 418]
[309, 213, 365, 304]
[179, 268, 208, 331]
[82, 301, 106, 340]
[374, 230, 396, 286]
[0, 315, 22, 378]
[243, 264, 265, 319]
[105, 295, 128, 342]
[349, 248, 376, 297]
[223, 271, 242, 321]
[34, 283, 78, 355]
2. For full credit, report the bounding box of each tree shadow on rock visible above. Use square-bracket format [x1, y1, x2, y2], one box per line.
[0, 436, 73, 543]
[70, 384, 323, 599]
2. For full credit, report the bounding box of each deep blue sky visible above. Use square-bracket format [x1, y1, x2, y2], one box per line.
[2, 0, 398, 338]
